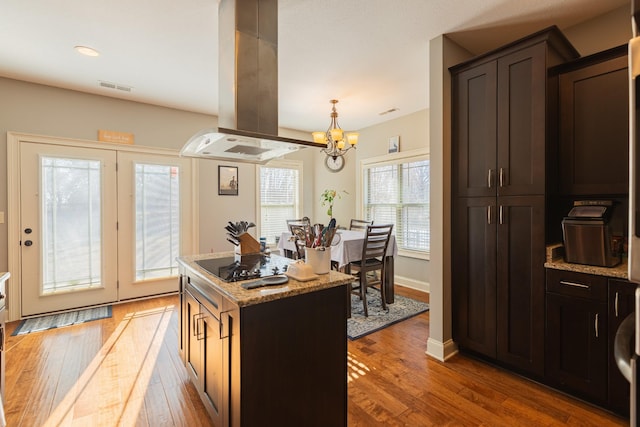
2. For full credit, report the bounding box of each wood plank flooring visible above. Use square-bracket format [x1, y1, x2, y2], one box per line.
[4, 287, 628, 426]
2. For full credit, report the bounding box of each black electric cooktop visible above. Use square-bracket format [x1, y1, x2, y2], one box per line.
[195, 254, 292, 282]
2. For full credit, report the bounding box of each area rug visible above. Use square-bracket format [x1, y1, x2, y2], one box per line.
[11, 306, 112, 336]
[347, 289, 429, 340]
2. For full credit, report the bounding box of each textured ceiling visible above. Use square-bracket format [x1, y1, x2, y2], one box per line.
[0, 0, 630, 133]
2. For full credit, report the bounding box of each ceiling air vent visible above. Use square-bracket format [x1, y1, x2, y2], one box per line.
[99, 81, 133, 92]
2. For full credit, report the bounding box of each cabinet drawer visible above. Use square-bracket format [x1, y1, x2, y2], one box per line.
[546, 269, 607, 301]
[186, 275, 224, 319]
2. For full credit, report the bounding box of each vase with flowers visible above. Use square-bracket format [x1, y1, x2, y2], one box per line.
[320, 189, 347, 219]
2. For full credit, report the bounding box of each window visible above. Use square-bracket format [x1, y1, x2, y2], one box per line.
[135, 163, 180, 281]
[362, 150, 429, 257]
[257, 160, 303, 244]
[41, 156, 103, 294]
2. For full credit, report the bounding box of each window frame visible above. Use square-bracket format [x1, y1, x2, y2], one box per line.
[359, 148, 429, 260]
[255, 159, 304, 246]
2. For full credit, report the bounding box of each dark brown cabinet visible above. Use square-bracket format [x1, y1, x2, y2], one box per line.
[454, 47, 546, 197]
[453, 195, 546, 375]
[451, 27, 578, 377]
[545, 270, 635, 415]
[556, 45, 629, 196]
[184, 279, 227, 426]
[0, 275, 7, 410]
[545, 269, 608, 404]
[608, 278, 635, 416]
[452, 197, 497, 357]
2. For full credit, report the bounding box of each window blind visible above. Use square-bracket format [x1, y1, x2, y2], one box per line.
[259, 165, 300, 244]
[363, 157, 429, 253]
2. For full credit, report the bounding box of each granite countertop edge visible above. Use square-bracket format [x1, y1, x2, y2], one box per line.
[544, 258, 629, 279]
[177, 252, 354, 307]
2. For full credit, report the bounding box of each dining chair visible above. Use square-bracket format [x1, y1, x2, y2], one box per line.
[348, 224, 394, 317]
[289, 223, 312, 260]
[349, 218, 372, 232]
[285, 217, 311, 259]
[287, 217, 310, 230]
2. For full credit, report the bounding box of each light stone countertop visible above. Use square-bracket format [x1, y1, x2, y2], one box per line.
[177, 252, 354, 307]
[544, 258, 629, 279]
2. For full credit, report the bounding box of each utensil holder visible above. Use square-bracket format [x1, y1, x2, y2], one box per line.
[305, 247, 331, 274]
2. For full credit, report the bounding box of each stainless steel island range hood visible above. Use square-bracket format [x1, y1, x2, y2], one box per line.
[181, 0, 322, 164]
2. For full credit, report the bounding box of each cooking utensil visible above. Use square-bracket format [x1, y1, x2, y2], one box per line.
[241, 275, 289, 289]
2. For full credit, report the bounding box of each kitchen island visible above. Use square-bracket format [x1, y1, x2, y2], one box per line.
[177, 253, 353, 427]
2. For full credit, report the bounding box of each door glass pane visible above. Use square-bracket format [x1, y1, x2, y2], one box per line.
[135, 163, 180, 281]
[41, 157, 102, 294]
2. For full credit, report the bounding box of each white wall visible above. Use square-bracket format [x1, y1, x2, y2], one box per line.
[563, 5, 631, 56]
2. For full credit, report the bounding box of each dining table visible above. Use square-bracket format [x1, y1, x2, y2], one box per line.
[277, 229, 398, 303]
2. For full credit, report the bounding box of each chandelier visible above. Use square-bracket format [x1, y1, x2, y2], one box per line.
[312, 99, 359, 158]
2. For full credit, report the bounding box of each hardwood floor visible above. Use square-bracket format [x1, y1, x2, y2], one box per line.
[4, 287, 628, 426]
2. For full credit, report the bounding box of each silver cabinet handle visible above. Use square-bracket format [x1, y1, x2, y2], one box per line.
[487, 206, 492, 225]
[559, 280, 590, 289]
[615, 292, 619, 318]
[192, 312, 199, 335]
[487, 169, 494, 188]
[595, 313, 599, 338]
[219, 311, 230, 339]
[193, 313, 206, 341]
[499, 205, 504, 225]
[499, 168, 504, 187]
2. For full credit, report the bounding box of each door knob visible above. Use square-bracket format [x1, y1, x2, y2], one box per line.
[24, 240, 33, 246]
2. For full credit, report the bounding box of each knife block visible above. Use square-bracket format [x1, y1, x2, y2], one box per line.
[235, 233, 261, 255]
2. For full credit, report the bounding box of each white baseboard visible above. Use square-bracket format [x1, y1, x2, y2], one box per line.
[426, 338, 458, 361]
[395, 275, 429, 293]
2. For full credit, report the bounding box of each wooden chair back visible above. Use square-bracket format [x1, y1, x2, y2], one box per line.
[360, 224, 393, 262]
[349, 218, 372, 232]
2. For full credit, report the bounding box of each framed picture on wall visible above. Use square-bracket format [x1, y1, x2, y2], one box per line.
[218, 165, 239, 196]
[388, 135, 400, 153]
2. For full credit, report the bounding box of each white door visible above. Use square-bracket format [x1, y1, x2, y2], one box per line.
[20, 143, 118, 316]
[116, 152, 194, 300]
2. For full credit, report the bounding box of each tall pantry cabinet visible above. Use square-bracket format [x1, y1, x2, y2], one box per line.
[451, 27, 578, 376]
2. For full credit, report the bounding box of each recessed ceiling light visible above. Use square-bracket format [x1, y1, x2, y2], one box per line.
[74, 45, 100, 57]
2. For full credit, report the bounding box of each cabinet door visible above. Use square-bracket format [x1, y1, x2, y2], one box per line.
[201, 304, 224, 426]
[496, 43, 547, 196]
[452, 197, 497, 357]
[453, 61, 497, 198]
[608, 279, 635, 416]
[496, 196, 545, 376]
[185, 290, 202, 383]
[558, 54, 629, 195]
[179, 273, 186, 361]
[546, 293, 608, 404]
[0, 307, 5, 401]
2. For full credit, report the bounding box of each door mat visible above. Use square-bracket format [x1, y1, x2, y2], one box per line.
[11, 306, 112, 336]
[347, 289, 429, 340]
